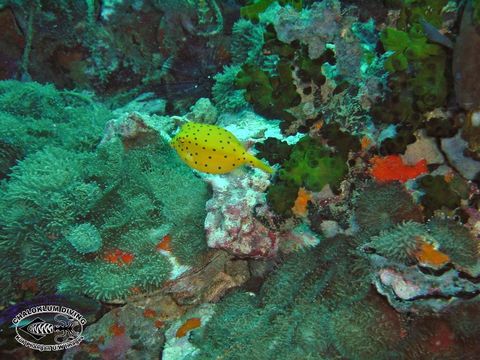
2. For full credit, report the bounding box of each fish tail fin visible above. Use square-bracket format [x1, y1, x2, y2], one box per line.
[249, 155, 275, 174]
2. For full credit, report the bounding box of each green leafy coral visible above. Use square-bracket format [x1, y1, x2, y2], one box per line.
[235, 61, 301, 120]
[387, 0, 449, 29]
[381, 26, 447, 113]
[374, 0, 449, 135]
[0, 85, 209, 304]
[267, 136, 348, 216]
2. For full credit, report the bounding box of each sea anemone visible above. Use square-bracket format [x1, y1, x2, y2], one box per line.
[354, 181, 423, 238]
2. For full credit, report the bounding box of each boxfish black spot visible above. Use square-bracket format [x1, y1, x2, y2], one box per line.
[227, 141, 230, 144]
[195, 152, 198, 155]
[224, 155, 227, 158]
[202, 147, 206, 150]
[204, 164, 208, 167]
[213, 149, 216, 151]
[195, 143, 198, 146]
[219, 140, 223, 143]
[208, 156, 212, 159]
[195, 161, 198, 164]
[218, 166, 222, 170]
[204, 139, 207, 142]
[233, 163, 236, 166]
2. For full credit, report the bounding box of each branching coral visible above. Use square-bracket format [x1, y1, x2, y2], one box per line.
[212, 65, 250, 113]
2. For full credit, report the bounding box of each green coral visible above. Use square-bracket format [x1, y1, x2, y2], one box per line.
[321, 123, 360, 160]
[266, 181, 299, 216]
[381, 27, 441, 73]
[235, 61, 301, 120]
[66, 223, 102, 254]
[240, 0, 302, 22]
[475, 0, 480, 24]
[255, 137, 293, 165]
[381, 26, 447, 113]
[0, 85, 208, 304]
[267, 136, 348, 216]
[375, 6, 449, 132]
[278, 136, 347, 192]
[417, 175, 464, 216]
[393, 0, 449, 29]
[367, 221, 426, 263]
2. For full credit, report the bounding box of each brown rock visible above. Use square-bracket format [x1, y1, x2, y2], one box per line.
[453, 1, 480, 110]
[163, 250, 250, 305]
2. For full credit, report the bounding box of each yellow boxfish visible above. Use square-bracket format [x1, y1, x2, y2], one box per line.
[171, 122, 274, 174]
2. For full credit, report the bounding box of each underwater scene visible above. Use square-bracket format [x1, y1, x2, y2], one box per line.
[0, 0, 480, 359]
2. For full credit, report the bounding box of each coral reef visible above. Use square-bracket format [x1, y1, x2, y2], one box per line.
[2, 1, 480, 359]
[0, 94, 209, 304]
[0, 80, 111, 155]
[362, 218, 480, 312]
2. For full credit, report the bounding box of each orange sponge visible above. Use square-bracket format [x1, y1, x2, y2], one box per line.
[371, 155, 427, 183]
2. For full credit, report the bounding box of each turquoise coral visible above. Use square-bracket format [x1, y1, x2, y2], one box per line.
[66, 223, 102, 254]
[0, 84, 209, 304]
